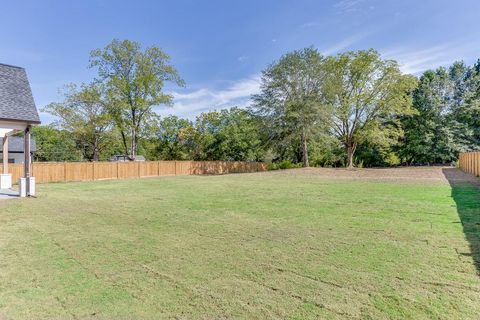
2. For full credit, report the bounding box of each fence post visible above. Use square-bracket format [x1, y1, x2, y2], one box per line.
[474, 152, 476, 176]
[471, 152, 475, 175]
[468, 153, 473, 173]
[467, 153, 469, 173]
[466, 153, 468, 173]
[468, 153, 472, 173]
[467, 153, 470, 173]
[476, 152, 479, 177]
[475, 153, 477, 176]
[470, 153, 473, 174]
[469, 153, 471, 173]
[468, 153, 470, 174]
[476, 153, 479, 177]
[92, 162, 95, 181]
[472, 153, 475, 175]
[476, 152, 478, 176]
[116, 162, 119, 179]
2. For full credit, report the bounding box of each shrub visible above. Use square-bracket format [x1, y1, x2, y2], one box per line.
[267, 163, 279, 170]
[278, 160, 296, 169]
[267, 160, 301, 170]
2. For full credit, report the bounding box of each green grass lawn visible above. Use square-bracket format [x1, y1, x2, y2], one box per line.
[0, 168, 479, 319]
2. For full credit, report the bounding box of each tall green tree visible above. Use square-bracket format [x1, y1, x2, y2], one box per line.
[43, 83, 115, 161]
[324, 49, 417, 167]
[450, 60, 480, 150]
[400, 68, 455, 164]
[90, 39, 185, 159]
[155, 115, 193, 160]
[32, 126, 81, 162]
[252, 47, 328, 167]
[217, 108, 265, 161]
[192, 108, 265, 161]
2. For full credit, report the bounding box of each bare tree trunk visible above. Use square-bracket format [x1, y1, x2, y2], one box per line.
[93, 146, 99, 161]
[130, 127, 137, 160]
[346, 142, 357, 168]
[92, 138, 99, 161]
[301, 130, 309, 167]
[120, 131, 129, 156]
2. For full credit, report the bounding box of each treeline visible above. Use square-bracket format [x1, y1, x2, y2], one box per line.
[34, 39, 480, 167]
[400, 62, 480, 164]
[33, 108, 265, 162]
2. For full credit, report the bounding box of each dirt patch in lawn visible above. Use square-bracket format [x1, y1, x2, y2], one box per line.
[260, 166, 479, 185]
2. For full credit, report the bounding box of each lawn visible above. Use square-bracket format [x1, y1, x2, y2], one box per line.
[0, 168, 479, 319]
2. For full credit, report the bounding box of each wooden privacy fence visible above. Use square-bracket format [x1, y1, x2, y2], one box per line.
[458, 152, 480, 177]
[0, 161, 267, 184]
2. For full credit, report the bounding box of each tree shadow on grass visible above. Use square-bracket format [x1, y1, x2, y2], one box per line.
[442, 168, 480, 275]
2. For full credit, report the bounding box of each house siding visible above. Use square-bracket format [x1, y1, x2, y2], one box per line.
[0, 152, 31, 164]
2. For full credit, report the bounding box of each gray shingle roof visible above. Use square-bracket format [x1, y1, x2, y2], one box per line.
[0, 63, 40, 124]
[0, 136, 36, 153]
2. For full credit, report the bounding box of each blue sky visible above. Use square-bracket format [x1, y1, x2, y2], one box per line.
[1, 0, 479, 123]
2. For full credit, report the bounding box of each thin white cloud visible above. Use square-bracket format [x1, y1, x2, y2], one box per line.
[333, 0, 367, 13]
[321, 32, 370, 56]
[301, 22, 322, 28]
[383, 42, 479, 75]
[158, 75, 261, 119]
[237, 55, 248, 62]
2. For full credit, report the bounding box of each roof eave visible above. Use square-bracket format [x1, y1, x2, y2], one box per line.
[0, 117, 41, 125]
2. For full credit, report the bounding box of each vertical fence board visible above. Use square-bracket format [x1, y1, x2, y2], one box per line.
[158, 161, 176, 176]
[175, 161, 192, 175]
[33, 163, 66, 183]
[139, 161, 159, 177]
[1, 164, 24, 183]
[93, 162, 118, 180]
[117, 162, 138, 179]
[65, 163, 94, 182]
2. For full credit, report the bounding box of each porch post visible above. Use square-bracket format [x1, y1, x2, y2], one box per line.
[24, 125, 31, 194]
[2, 135, 7, 174]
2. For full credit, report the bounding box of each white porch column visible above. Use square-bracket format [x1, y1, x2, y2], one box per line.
[0, 134, 12, 189]
[24, 125, 31, 196]
[2, 135, 7, 173]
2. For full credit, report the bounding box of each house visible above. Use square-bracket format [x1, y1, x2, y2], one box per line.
[0, 136, 36, 164]
[0, 63, 41, 193]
